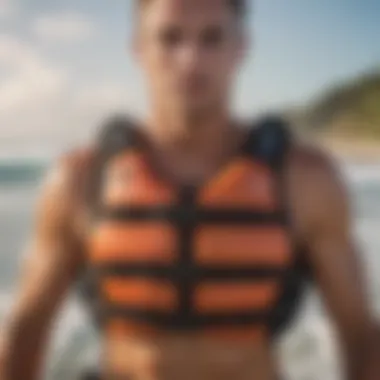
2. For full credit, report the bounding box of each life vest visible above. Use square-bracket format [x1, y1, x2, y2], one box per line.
[80, 115, 309, 343]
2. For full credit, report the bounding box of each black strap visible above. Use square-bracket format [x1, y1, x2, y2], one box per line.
[91, 263, 287, 281]
[176, 186, 197, 323]
[98, 205, 286, 225]
[98, 304, 269, 329]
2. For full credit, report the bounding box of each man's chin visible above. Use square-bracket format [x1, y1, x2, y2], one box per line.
[176, 98, 213, 112]
[183, 103, 214, 120]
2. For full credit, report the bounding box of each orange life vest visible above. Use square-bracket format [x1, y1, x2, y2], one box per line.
[81, 116, 309, 343]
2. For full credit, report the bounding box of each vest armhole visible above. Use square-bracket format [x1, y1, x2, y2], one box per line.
[243, 116, 311, 337]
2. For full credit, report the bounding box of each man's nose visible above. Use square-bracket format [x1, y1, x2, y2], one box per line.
[176, 42, 202, 73]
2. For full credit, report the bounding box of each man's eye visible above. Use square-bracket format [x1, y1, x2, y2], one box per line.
[201, 27, 225, 47]
[159, 28, 183, 47]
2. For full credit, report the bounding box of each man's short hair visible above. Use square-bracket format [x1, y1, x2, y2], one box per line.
[137, 0, 247, 19]
[228, 0, 247, 18]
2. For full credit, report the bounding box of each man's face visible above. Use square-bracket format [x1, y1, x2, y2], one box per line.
[136, 0, 246, 116]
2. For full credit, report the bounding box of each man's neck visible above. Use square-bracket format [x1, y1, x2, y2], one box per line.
[147, 104, 234, 146]
[143, 110, 244, 185]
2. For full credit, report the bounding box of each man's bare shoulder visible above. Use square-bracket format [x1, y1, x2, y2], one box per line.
[58, 146, 96, 180]
[44, 146, 96, 199]
[36, 146, 97, 235]
[288, 140, 340, 182]
[287, 140, 350, 232]
[287, 140, 347, 197]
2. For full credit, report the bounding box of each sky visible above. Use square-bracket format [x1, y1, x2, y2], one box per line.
[0, 0, 379, 158]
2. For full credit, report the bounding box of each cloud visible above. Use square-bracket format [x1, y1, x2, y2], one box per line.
[31, 11, 95, 44]
[63, 82, 138, 145]
[74, 83, 131, 113]
[0, 35, 67, 111]
[0, 34, 141, 154]
[0, 34, 69, 144]
[0, 0, 17, 19]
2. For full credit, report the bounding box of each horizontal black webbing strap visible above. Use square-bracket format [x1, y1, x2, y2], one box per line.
[100, 304, 269, 328]
[92, 263, 287, 281]
[97, 206, 286, 225]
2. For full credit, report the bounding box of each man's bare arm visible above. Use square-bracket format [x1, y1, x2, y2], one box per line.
[291, 146, 380, 380]
[0, 153, 88, 380]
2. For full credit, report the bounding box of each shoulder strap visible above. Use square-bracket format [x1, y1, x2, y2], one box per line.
[87, 114, 140, 214]
[243, 114, 292, 171]
[95, 113, 140, 161]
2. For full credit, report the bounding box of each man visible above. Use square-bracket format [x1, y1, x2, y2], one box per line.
[0, 1, 379, 379]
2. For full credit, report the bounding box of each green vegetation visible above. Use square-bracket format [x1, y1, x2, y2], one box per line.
[291, 69, 380, 139]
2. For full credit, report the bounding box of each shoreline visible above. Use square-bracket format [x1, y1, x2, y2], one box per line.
[1, 137, 380, 166]
[312, 135, 380, 164]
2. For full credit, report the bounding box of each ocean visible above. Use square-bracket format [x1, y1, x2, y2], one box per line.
[0, 159, 380, 380]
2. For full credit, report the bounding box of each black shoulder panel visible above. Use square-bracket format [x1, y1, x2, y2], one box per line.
[87, 114, 140, 215]
[243, 114, 292, 171]
[96, 114, 139, 162]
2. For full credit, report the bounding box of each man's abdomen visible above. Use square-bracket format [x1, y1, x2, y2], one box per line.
[100, 334, 278, 380]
